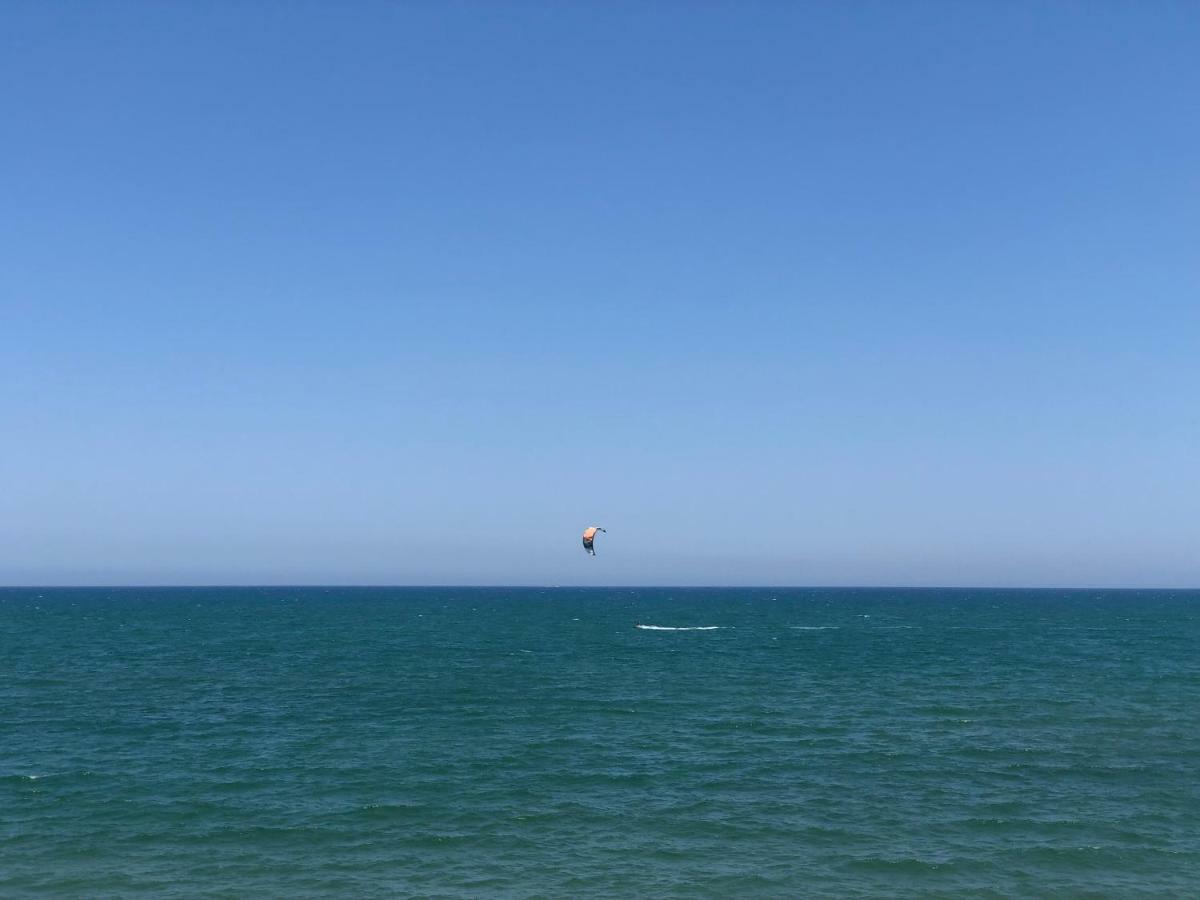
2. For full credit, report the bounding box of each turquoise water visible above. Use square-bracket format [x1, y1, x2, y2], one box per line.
[2, 587, 1197, 897]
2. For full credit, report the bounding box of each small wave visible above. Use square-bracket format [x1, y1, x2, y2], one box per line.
[635, 624, 721, 631]
[789, 625, 839, 631]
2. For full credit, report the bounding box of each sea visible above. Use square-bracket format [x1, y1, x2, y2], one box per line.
[1, 587, 1197, 897]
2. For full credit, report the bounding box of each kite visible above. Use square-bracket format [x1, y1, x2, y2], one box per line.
[581, 526, 606, 556]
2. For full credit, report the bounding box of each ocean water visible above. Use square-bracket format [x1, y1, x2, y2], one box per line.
[2, 587, 1197, 897]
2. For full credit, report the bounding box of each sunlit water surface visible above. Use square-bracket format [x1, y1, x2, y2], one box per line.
[2, 587, 1197, 897]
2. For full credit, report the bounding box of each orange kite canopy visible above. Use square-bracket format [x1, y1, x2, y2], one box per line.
[581, 526, 606, 555]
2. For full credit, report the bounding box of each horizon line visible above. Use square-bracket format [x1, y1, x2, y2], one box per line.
[2, 584, 1198, 592]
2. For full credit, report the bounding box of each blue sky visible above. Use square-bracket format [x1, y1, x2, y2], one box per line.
[2, 2, 1197, 586]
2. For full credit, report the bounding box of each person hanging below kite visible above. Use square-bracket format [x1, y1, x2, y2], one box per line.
[581, 526, 606, 556]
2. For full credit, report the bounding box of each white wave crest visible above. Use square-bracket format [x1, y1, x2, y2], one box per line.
[635, 624, 722, 631]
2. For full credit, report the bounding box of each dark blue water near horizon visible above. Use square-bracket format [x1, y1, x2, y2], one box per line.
[2, 587, 1198, 897]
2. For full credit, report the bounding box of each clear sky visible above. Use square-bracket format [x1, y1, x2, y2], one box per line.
[2, 2, 1197, 586]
